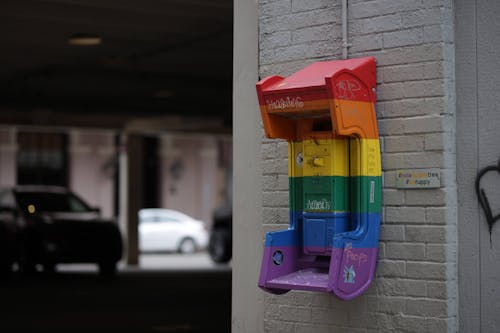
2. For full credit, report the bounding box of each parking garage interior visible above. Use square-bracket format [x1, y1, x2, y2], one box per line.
[0, 1, 232, 332]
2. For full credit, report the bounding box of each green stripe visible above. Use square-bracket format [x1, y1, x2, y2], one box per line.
[350, 176, 382, 214]
[289, 176, 382, 213]
[290, 176, 304, 212]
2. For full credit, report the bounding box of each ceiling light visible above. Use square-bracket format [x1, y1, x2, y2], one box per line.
[153, 90, 175, 99]
[68, 33, 102, 46]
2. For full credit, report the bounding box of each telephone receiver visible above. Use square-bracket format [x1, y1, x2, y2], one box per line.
[475, 158, 500, 240]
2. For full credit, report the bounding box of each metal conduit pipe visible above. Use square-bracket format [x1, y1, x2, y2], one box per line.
[342, 0, 349, 59]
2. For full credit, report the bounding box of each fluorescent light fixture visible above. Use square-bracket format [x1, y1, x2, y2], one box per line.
[68, 33, 102, 46]
[153, 90, 175, 99]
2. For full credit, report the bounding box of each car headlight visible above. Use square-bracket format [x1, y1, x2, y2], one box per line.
[43, 241, 58, 253]
[42, 215, 54, 224]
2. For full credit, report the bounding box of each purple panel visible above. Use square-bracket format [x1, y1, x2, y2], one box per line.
[266, 268, 329, 292]
[259, 243, 378, 298]
[328, 245, 378, 300]
[301, 246, 334, 255]
[258, 246, 299, 292]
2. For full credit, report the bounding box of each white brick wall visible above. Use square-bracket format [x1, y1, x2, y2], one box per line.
[258, 0, 458, 332]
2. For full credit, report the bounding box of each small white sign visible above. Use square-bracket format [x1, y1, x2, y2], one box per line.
[396, 168, 440, 189]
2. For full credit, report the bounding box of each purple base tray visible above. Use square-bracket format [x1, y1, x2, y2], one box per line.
[259, 245, 378, 300]
[266, 268, 330, 292]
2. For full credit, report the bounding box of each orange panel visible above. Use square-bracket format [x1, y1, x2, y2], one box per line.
[256, 57, 378, 141]
[329, 99, 378, 139]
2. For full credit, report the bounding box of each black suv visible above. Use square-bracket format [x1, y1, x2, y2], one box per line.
[208, 206, 232, 263]
[0, 186, 122, 275]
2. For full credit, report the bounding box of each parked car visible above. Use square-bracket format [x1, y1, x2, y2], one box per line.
[0, 186, 122, 276]
[138, 208, 208, 253]
[208, 205, 232, 263]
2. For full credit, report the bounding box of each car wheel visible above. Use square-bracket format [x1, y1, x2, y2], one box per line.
[43, 263, 56, 274]
[178, 238, 197, 254]
[18, 257, 36, 274]
[0, 226, 13, 277]
[99, 262, 117, 276]
[19, 244, 36, 274]
[0, 261, 11, 278]
[208, 228, 231, 263]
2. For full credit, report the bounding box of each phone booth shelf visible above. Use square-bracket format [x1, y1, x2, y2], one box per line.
[256, 57, 382, 300]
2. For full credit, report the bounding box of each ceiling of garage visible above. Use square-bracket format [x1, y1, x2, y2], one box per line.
[0, 0, 233, 129]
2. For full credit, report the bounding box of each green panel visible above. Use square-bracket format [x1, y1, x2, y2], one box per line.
[290, 176, 348, 212]
[350, 176, 382, 213]
[289, 177, 303, 212]
[289, 176, 382, 213]
[303, 176, 349, 212]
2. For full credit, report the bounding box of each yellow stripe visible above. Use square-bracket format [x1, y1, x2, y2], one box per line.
[289, 139, 349, 177]
[288, 138, 381, 177]
[350, 138, 382, 177]
[288, 141, 303, 177]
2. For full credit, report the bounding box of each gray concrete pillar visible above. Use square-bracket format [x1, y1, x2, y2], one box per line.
[125, 134, 143, 266]
[232, 0, 262, 331]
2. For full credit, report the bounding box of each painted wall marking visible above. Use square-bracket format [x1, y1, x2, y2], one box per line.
[396, 168, 440, 189]
[266, 96, 304, 110]
[306, 199, 331, 211]
[335, 79, 361, 100]
[344, 242, 368, 267]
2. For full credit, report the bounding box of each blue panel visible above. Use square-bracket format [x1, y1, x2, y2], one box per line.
[303, 218, 326, 253]
[289, 210, 301, 230]
[302, 212, 350, 254]
[264, 229, 299, 247]
[333, 213, 381, 249]
[265, 212, 381, 249]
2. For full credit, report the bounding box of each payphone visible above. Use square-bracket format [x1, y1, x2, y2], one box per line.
[256, 57, 381, 300]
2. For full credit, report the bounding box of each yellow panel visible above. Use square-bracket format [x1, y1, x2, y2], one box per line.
[350, 138, 382, 176]
[288, 141, 303, 177]
[290, 138, 380, 177]
[301, 139, 349, 177]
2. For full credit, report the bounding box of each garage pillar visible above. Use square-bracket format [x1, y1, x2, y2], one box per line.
[122, 134, 143, 265]
[0, 128, 17, 187]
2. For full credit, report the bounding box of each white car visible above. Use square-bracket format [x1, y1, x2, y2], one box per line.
[138, 208, 209, 253]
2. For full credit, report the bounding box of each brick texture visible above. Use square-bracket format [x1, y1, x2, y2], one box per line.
[258, 0, 457, 332]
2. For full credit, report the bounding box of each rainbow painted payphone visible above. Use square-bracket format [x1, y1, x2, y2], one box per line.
[256, 57, 381, 300]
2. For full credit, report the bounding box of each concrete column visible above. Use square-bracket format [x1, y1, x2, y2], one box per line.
[199, 138, 218, 225]
[125, 134, 143, 266]
[0, 128, 17, 187]
[118, 134, 129, 263]
[232, 0, 262, 331]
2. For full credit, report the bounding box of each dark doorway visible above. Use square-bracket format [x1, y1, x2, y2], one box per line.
[17, 132, 68, 186]
[142, 136, 160, 209]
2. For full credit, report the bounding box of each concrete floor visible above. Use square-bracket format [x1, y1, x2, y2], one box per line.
[0, 253, 231, 333]
[138, 252, 231, 271]
[55, 252, 230, 273]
